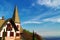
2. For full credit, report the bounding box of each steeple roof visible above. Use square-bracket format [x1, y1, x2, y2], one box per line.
[12, 6, 20, 23]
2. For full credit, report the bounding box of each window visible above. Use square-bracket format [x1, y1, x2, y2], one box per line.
[16, 33, 20, 36]
[16, 25, 19, 28]
[10, 32, 14, 36]
[6, 24, 12, 31]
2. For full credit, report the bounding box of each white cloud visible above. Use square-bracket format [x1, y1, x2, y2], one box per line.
[43, 18, 60, 23]
[37, 31, 60, 37]
[33, 29, 60, 37]
[22, 21, 42, 25]
[37, 0, 60, 7]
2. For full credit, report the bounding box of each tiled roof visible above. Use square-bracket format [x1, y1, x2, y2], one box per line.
[0, 19, 5, 28]
[0, 18, 11, 31]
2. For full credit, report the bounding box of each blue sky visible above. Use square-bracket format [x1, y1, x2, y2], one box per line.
[0, 0, 60, 37]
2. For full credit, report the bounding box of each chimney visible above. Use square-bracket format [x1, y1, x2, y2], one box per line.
[2, 16, 4, 20]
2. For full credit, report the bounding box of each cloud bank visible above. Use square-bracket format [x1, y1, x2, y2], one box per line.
[22, 21, 42, 25]
[38, 31, 60, 37]
[43, 18, 60, 23]
[37, 0, 60, 7]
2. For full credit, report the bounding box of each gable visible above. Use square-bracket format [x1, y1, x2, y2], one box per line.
[0, 18, 18, 32]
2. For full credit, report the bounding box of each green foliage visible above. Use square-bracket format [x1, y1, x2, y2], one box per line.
[0, 37, 2, 40]
[23, 29, 38, 40]
[23, 29, 32, 34]
[34, 38, 37, 40]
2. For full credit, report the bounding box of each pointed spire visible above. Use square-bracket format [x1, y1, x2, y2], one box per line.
[12, 6, 20, 23]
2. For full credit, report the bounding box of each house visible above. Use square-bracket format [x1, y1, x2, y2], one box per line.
[0, 6, 23, 40]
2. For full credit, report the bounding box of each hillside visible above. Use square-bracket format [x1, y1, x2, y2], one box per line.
[22, 29, 43, 40]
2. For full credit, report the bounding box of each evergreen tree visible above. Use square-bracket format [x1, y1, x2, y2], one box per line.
[3, 29, 5, 40]
[32, 30, 35, 40]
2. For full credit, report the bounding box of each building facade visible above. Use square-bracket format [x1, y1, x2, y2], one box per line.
[0, 6, 23, 40]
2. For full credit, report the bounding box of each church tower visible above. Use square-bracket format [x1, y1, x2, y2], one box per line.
[12, 6, 23, 33]
[12, 6, 23, 40]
